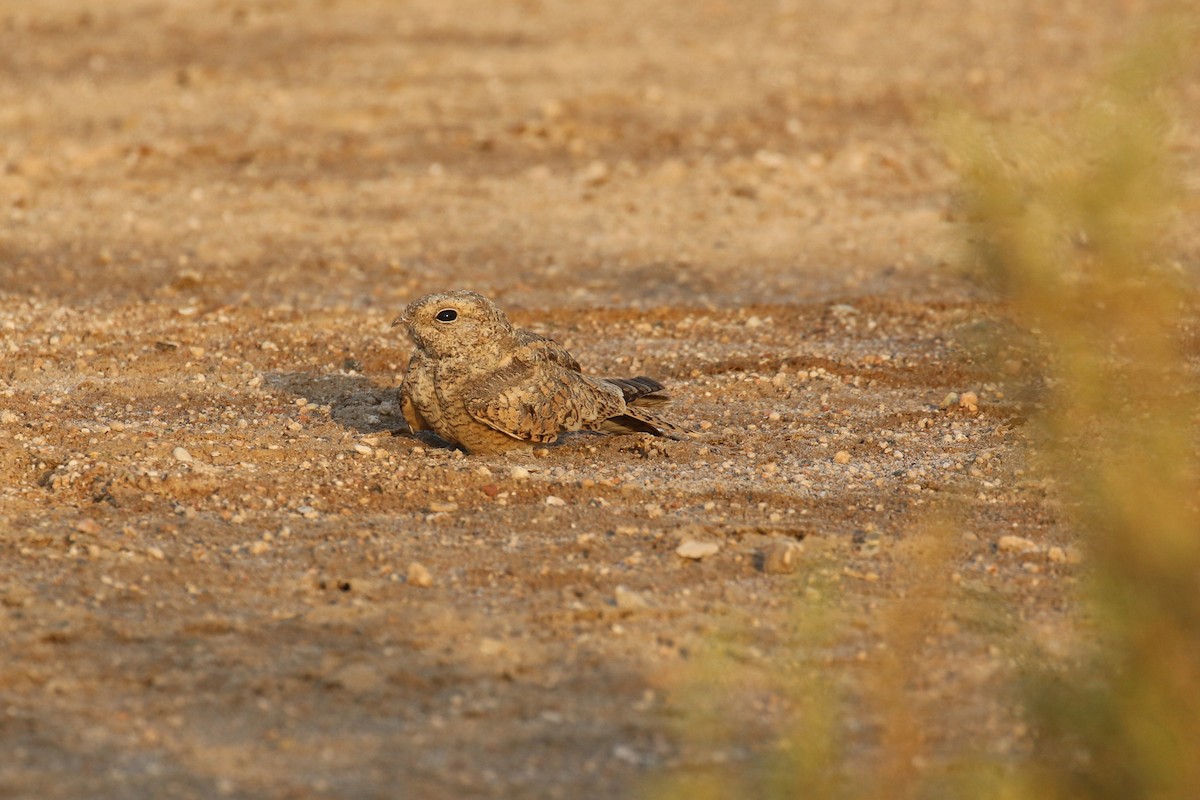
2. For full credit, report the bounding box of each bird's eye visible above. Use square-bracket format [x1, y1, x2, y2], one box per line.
[435, 309, 458, 323]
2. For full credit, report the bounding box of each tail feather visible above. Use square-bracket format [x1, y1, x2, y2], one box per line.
[604, 375, 670, 406]
[599, 405, 692, 439]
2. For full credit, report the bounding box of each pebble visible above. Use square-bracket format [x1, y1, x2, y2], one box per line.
[545, 495, 566, 507]
[146, 546, 165, 560]
[407, 562, 433, 587]
[428, 500, 458, 513]
[0, 410, 17, 424]
[580, 160, 610, 186]
[833, 450, 851, 464]
[960, 391, 979, 412]
[676, 540, 720, 560]
[74, 519, 101, 535]
[939, 392, 960, 410]
[172, 446, 194, 463]
[762, 540, 802, 574]
[510, 466, 531, 481]
[478, 637, 506, 656]
[614, 586, 650, 610]
[997, 534, 1038, 553]
[353, 444, 373, 455]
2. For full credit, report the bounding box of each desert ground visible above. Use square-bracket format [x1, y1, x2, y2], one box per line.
[2, 1, 1197, 798]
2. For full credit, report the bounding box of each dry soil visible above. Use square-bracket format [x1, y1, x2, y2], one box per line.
[2, 2, 1197, 799]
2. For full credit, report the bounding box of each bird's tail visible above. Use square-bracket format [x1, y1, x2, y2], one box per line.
[598, 405, 692, 439]
[603, 375, 670, 407]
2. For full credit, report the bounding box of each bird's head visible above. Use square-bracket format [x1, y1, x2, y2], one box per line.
[392, 290, 514, 358]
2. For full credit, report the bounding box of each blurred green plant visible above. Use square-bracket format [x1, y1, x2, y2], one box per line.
[651, 10, 1200, 800]
[943, 16, 1200, 798]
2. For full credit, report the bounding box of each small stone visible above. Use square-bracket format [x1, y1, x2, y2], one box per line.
[406, 562, 433, 587]
[478, 637, 505, 656]
[146, 546, 165, 560]
[998, 534, 1038, 553]
[248, 541, 270, 555]
[74, 519, 101, 535]
[960, 391, 979, 412]
[545, 495, 566, 507]
[0, 410, 17, 424]
[353, 444, 373, 455]
[676, 540, 720, 560]
[762, 540, 802, 574]
[614, 586, 650, 610]
[172, 446, 193, 463]
[1047, 546, 1066, 564]
[612, 744, 640, 764]
[510, 466, 531, 481]
[580, 160, 610, 186]
[833, 450, 851, 464]
[939, 392, 960, 410]
[428, 500, 458, 513]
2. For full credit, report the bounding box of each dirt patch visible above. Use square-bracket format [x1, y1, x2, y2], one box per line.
[1, 1, 1193, 798]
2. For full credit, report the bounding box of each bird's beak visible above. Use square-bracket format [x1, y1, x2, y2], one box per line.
[391, 314, 407, 329]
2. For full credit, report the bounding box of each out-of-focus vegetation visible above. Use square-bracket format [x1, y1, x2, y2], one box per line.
[653, 12, 1200, 800]
[948, 15, 1200, 799]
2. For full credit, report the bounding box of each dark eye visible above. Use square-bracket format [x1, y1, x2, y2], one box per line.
[435, 309, 458, 323]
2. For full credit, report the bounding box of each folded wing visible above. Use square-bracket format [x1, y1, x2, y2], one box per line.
[465, 361, 627, 443]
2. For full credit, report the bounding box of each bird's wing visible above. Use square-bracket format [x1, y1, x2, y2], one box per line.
[464, 361, 625, 443]
[515, 328, 582, 372]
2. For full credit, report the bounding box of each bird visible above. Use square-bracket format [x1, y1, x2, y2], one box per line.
[391, 290, 686, 454]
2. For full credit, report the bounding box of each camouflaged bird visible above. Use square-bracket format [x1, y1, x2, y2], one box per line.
[393, 290, 686, 454]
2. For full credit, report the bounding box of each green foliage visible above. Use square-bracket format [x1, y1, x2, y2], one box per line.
[652, 11, 1200, 800]
[944, 16, 1200, 800]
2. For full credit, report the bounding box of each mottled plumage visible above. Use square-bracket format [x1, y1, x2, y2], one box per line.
[392, 290, 685, 453]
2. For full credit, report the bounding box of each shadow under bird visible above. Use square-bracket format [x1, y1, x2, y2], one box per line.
[392, 290, 687, 454]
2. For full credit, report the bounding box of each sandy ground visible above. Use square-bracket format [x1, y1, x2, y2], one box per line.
[1, 1, 1197, 798]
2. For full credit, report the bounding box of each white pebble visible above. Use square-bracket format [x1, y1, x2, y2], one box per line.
[998, 534, 1038, 553]
[172, 447, 193, 463]
[545, 495, 566, 507]
[676, 540, 720, 560]
[614, 586, 650, 610]
[510, 466, 531, 481]
[407, 562, 433, 587]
